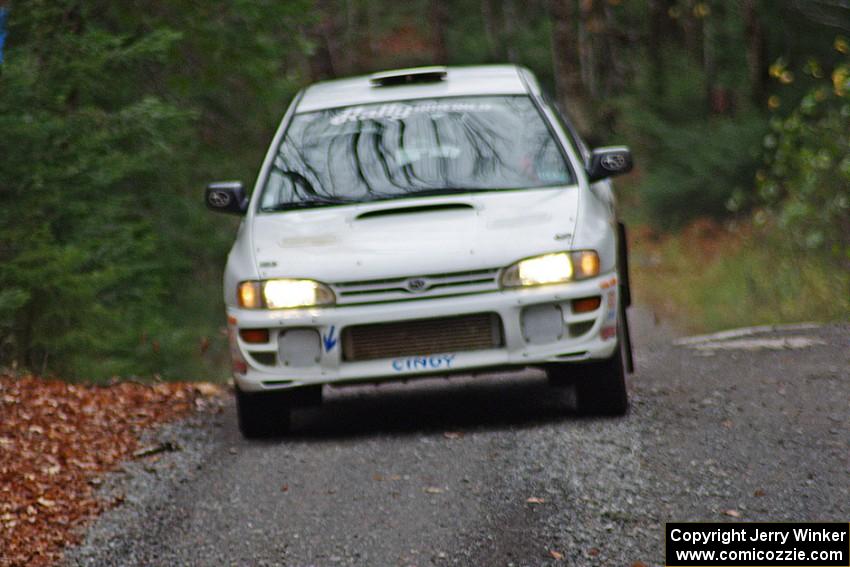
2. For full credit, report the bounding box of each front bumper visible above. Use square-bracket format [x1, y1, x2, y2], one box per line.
[228, 273, 620, 392]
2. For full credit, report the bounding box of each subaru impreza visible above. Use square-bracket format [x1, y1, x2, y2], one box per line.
[206, 65, 635, 437]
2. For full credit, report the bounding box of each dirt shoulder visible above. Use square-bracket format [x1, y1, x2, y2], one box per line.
[0, 375, 224, 567]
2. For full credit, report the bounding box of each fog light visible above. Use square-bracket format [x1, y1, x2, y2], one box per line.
[239, 329, 270, 344]
[572, 296, 601, 313]
[568, 321, 595, 337]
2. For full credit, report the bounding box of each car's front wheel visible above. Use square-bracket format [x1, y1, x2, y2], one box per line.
[235, 385, 322, 438]
[572, 338, 628, 415]
[548, 330, 629, 416]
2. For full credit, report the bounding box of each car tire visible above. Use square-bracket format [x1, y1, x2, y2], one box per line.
[573, 334, 629, 416]
[234, 386, 293, 439]
[547, 324, 629, 416]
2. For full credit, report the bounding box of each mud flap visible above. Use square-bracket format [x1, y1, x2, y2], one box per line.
[620, 303, 635, 374]
[617, 221, 632, 308]
[618, 221, 635, 374]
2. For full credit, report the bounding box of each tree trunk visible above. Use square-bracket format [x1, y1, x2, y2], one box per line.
[578, 0, 591, 94]
[549, 0, 592, 133]
[503, 0, 519, 62]
[702, 3, 717, 112]
[481, 0, 500, 60]
[367, 0, 380, 62]
[345, 0, 374, 74]
[703, 3, 735, 115]
[648, 0, 666, 97]
[344, 0, 358, 73]
[430, 0, 449, 64]
[306, 0, 341, 80]
[679, 0, 702, 63]
[601, 0, 624, 96]
[578, 0, 607, 98]
[741, 0, 765, 104]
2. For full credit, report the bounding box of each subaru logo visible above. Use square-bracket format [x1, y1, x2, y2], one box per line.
[600, 153, 627, 171]
[406, 278, 429, 293]
[208, 190, 232, 208]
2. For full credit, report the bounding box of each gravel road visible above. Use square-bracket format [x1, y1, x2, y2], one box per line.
[63, 313, 850, 567]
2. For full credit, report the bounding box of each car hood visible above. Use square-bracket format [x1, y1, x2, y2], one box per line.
[251, 186, 580, 282]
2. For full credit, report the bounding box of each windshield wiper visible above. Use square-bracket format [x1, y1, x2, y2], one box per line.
[262, 197, 352, 211]
[264, 188, 501, 211]
[399, 187, 495, 198]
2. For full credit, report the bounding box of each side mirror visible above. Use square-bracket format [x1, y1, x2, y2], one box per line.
[586, 147, 633, 182]
[205, 181, 249, 215]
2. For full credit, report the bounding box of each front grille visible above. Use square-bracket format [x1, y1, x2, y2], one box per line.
[342, 313, 504, 362]
[332, 268, 500, 305]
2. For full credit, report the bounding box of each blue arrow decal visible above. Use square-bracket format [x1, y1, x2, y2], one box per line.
[322, 325, 338, 352]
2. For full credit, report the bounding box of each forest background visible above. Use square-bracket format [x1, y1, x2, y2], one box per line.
[1, 0, 847, 381]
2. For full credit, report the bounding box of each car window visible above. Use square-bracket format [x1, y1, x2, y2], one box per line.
[259, 95, 575, 211]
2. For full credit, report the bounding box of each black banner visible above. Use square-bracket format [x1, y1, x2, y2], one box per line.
[666, 522, 850, 566]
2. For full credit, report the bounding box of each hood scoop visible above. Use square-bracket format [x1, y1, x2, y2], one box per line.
[355, 203, 475, 220]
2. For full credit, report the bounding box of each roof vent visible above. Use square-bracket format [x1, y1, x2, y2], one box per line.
[369, 66, 448, 87]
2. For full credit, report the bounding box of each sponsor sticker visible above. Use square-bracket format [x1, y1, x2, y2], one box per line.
[329, 101, 495, 125]
[392, 354, 456, 372]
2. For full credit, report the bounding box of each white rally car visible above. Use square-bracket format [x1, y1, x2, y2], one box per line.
[206, 66, 635, 437]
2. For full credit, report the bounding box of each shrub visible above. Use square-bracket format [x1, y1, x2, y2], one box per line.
[756, 51, 850, 262]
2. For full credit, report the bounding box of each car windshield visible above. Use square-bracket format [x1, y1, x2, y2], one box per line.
[258, 95, 574, 212]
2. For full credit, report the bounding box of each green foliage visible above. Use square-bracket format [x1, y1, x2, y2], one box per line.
[756, 54, 850, 261]
[1, 0, 848, 379]
[0, 2, 190, 376]
[633, 227, 850, 332]
[638, 112, 766, 228]
[0, 0, 313, 380]
[617, 54, 767, 228]
[693, 243, 849, 329]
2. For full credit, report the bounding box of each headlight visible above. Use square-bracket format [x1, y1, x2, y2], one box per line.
[237, 279, 335, 309]
[500, 251, 600, 288]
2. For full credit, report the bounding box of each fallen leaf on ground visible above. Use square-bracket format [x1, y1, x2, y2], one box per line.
[0, 373, 221, 567]
[753, 489, 766, 497]
[281, 484, 289, 493]
[587, 547, 601, 557]
[193, 382, 224, 397]
[722, 509, 742, 518]
[549, 549, 564, 560]
[526, 497, 546, 504]
[424, 487, 445, 494]
[631, 561, 649, 567]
